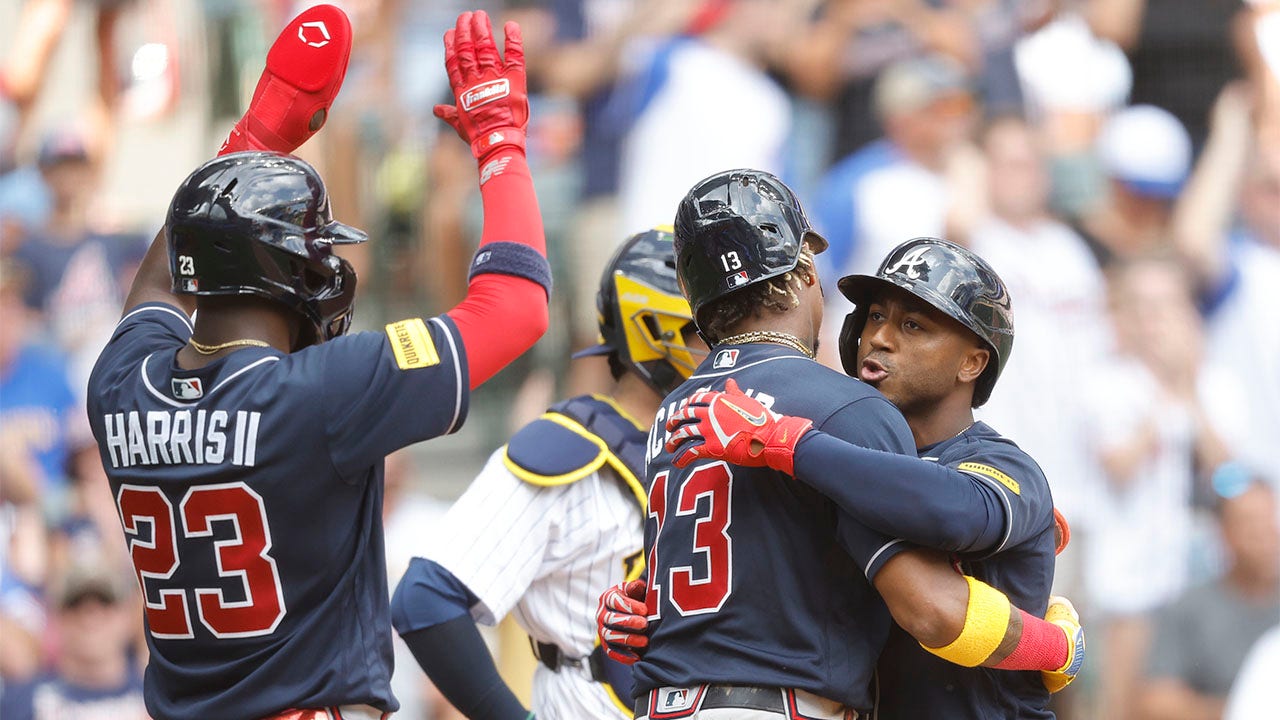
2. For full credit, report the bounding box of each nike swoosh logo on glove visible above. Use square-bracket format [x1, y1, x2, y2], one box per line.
[722, 400, 766, 426]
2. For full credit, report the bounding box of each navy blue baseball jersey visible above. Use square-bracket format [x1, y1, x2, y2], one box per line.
[636, 343, 916, 711]
[86, 303, 469, 720]
[858, 422, 1056, 719]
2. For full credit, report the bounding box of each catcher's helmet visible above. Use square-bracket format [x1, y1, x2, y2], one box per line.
[673, 169, 827, 337]
[837, 237, 1013, 407]
[166, 151, 367, 344]
[574, 227, 700, 395]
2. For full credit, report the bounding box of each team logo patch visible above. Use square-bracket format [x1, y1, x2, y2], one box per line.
[726, 271, 750, 289]
[461, 79, 510, 111]
[958, 462, 1020, 495]
[885, 246, 931, 280]
[385, 318, 440, 370]
[712, 349, 739, 369]
[171, 377, 203, 400]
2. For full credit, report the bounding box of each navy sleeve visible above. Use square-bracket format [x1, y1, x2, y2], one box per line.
[817, 394, 918, 575]
[838, 517, 917, 582]
[815, 394, 915, 456]
[391, 558, 478, 635]
[319, 315, 470, 476]
[793, 432, 1008, 554]
[87, 303, 193, 416]
[951, 446, 1054, 556]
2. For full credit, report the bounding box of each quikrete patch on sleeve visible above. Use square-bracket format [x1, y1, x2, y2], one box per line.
[958, 462, 1020, 495]
[386, 318, 440, 369]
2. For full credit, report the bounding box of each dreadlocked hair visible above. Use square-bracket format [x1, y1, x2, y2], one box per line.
[700, 246, 816, 343]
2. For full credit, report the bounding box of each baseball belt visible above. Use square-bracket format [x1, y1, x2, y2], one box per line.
[635, 685, 857, 720]
[532, 639, 610, 681]
[259, 704, 389, 720]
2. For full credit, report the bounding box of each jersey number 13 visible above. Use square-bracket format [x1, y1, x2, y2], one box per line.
[646, 462, 733, 618]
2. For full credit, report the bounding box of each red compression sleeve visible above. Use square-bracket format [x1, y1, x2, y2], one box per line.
[993, 609, 1069, 671]
[446, 151, 549, 389]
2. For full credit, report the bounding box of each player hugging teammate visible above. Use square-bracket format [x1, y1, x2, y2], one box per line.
[598, 171, 1085, 719]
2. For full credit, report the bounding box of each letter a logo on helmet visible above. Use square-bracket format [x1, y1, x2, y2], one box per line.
[884, 246, 931, 280]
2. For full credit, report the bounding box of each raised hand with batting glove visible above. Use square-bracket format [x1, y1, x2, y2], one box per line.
[435, 10, 528, 162]
[596, 580, 649, 665]
[664, 379, 814, 474]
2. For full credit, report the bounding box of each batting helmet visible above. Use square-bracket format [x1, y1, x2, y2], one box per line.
[574, 227, 700, 396]
[837, 237, 1013, 407]
[673, 169, 827, 337]
[166, 151, 367, 344]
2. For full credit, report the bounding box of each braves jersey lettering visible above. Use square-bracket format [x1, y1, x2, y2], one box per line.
[87, 304, 468, 720]
[100, 409, 261, 468]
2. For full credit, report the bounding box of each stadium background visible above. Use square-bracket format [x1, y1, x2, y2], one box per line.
[1, 1, 1277, 718]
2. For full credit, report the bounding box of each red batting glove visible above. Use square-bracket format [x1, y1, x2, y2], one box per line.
[435, 11, 528, 162]
[596, 580, 649, 665]
[664, 379, 813, 475]
[218, 4, 352, 155]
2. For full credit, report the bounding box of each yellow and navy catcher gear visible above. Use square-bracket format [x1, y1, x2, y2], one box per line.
[574, 227, 700, 396]
[166, 151, 367, 345]
[673, 169, 828, 338]
[838, 237, 1014, 406]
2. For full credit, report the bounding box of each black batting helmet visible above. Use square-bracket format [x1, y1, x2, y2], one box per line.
[837, 237, 1013, 407]
[166, 151, 367, 344]
[574, 227, 700, 395]
[673, 169, 827, 338]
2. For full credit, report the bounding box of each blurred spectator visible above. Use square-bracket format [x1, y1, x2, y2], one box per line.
[0, 568, 45, 696]
[1224, 623, 1280, 720]
[1237, 0, 1280, 142]
[1173, 85, 1280, 488]
[965, 114, 1107, 540]
[0, 562, 146, 720]
[1136, 480, 1280, 720]
[813, 53, 976, 283]
[1086, 0, 1245, 153]
[0, 259, 73, 531]
[1081, 256, 1243, 720]
[526, 0, 695, 355]
[1012, 10, 1132, 217]
[11, 128, 144, 399]
[616, 0, 802, 236]
[1076, 104, 1191, 266]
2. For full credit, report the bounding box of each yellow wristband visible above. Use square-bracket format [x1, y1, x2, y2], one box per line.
[920, 575, 1011, 667]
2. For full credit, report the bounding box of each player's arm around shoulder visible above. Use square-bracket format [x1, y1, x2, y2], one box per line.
[951, 441, 1056, 556]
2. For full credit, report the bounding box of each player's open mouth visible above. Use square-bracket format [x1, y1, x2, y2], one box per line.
[859, 358, 889, 384]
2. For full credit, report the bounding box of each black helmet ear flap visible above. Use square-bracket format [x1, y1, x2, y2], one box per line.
[838, 311, 863, 378]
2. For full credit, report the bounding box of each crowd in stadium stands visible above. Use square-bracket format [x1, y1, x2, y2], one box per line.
[1, 1, 1277, 719]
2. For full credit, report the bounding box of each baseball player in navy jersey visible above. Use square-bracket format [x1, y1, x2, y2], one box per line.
[87, 10, 552, 720]
[595, 173, 1083, 719]
[657, 237, 1086, 717]
[390, 227, 702, 720]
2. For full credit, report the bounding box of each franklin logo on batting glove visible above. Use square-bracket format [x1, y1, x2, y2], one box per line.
[461, 79, 510, 110]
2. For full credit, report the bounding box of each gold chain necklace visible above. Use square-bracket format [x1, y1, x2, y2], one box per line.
[718, 330, 815, 359]
[188, 338, 271, 355]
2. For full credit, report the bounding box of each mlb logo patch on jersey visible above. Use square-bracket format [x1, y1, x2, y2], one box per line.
[712, 349, 739, 369]
[386, 318, 440, 370]
[171, 377, 203, 400]
[651, 686, 702, 716]
[726, 271, 749, 289]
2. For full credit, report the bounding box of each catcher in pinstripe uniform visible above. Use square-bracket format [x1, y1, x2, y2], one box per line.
[391, 227, 703, 719]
